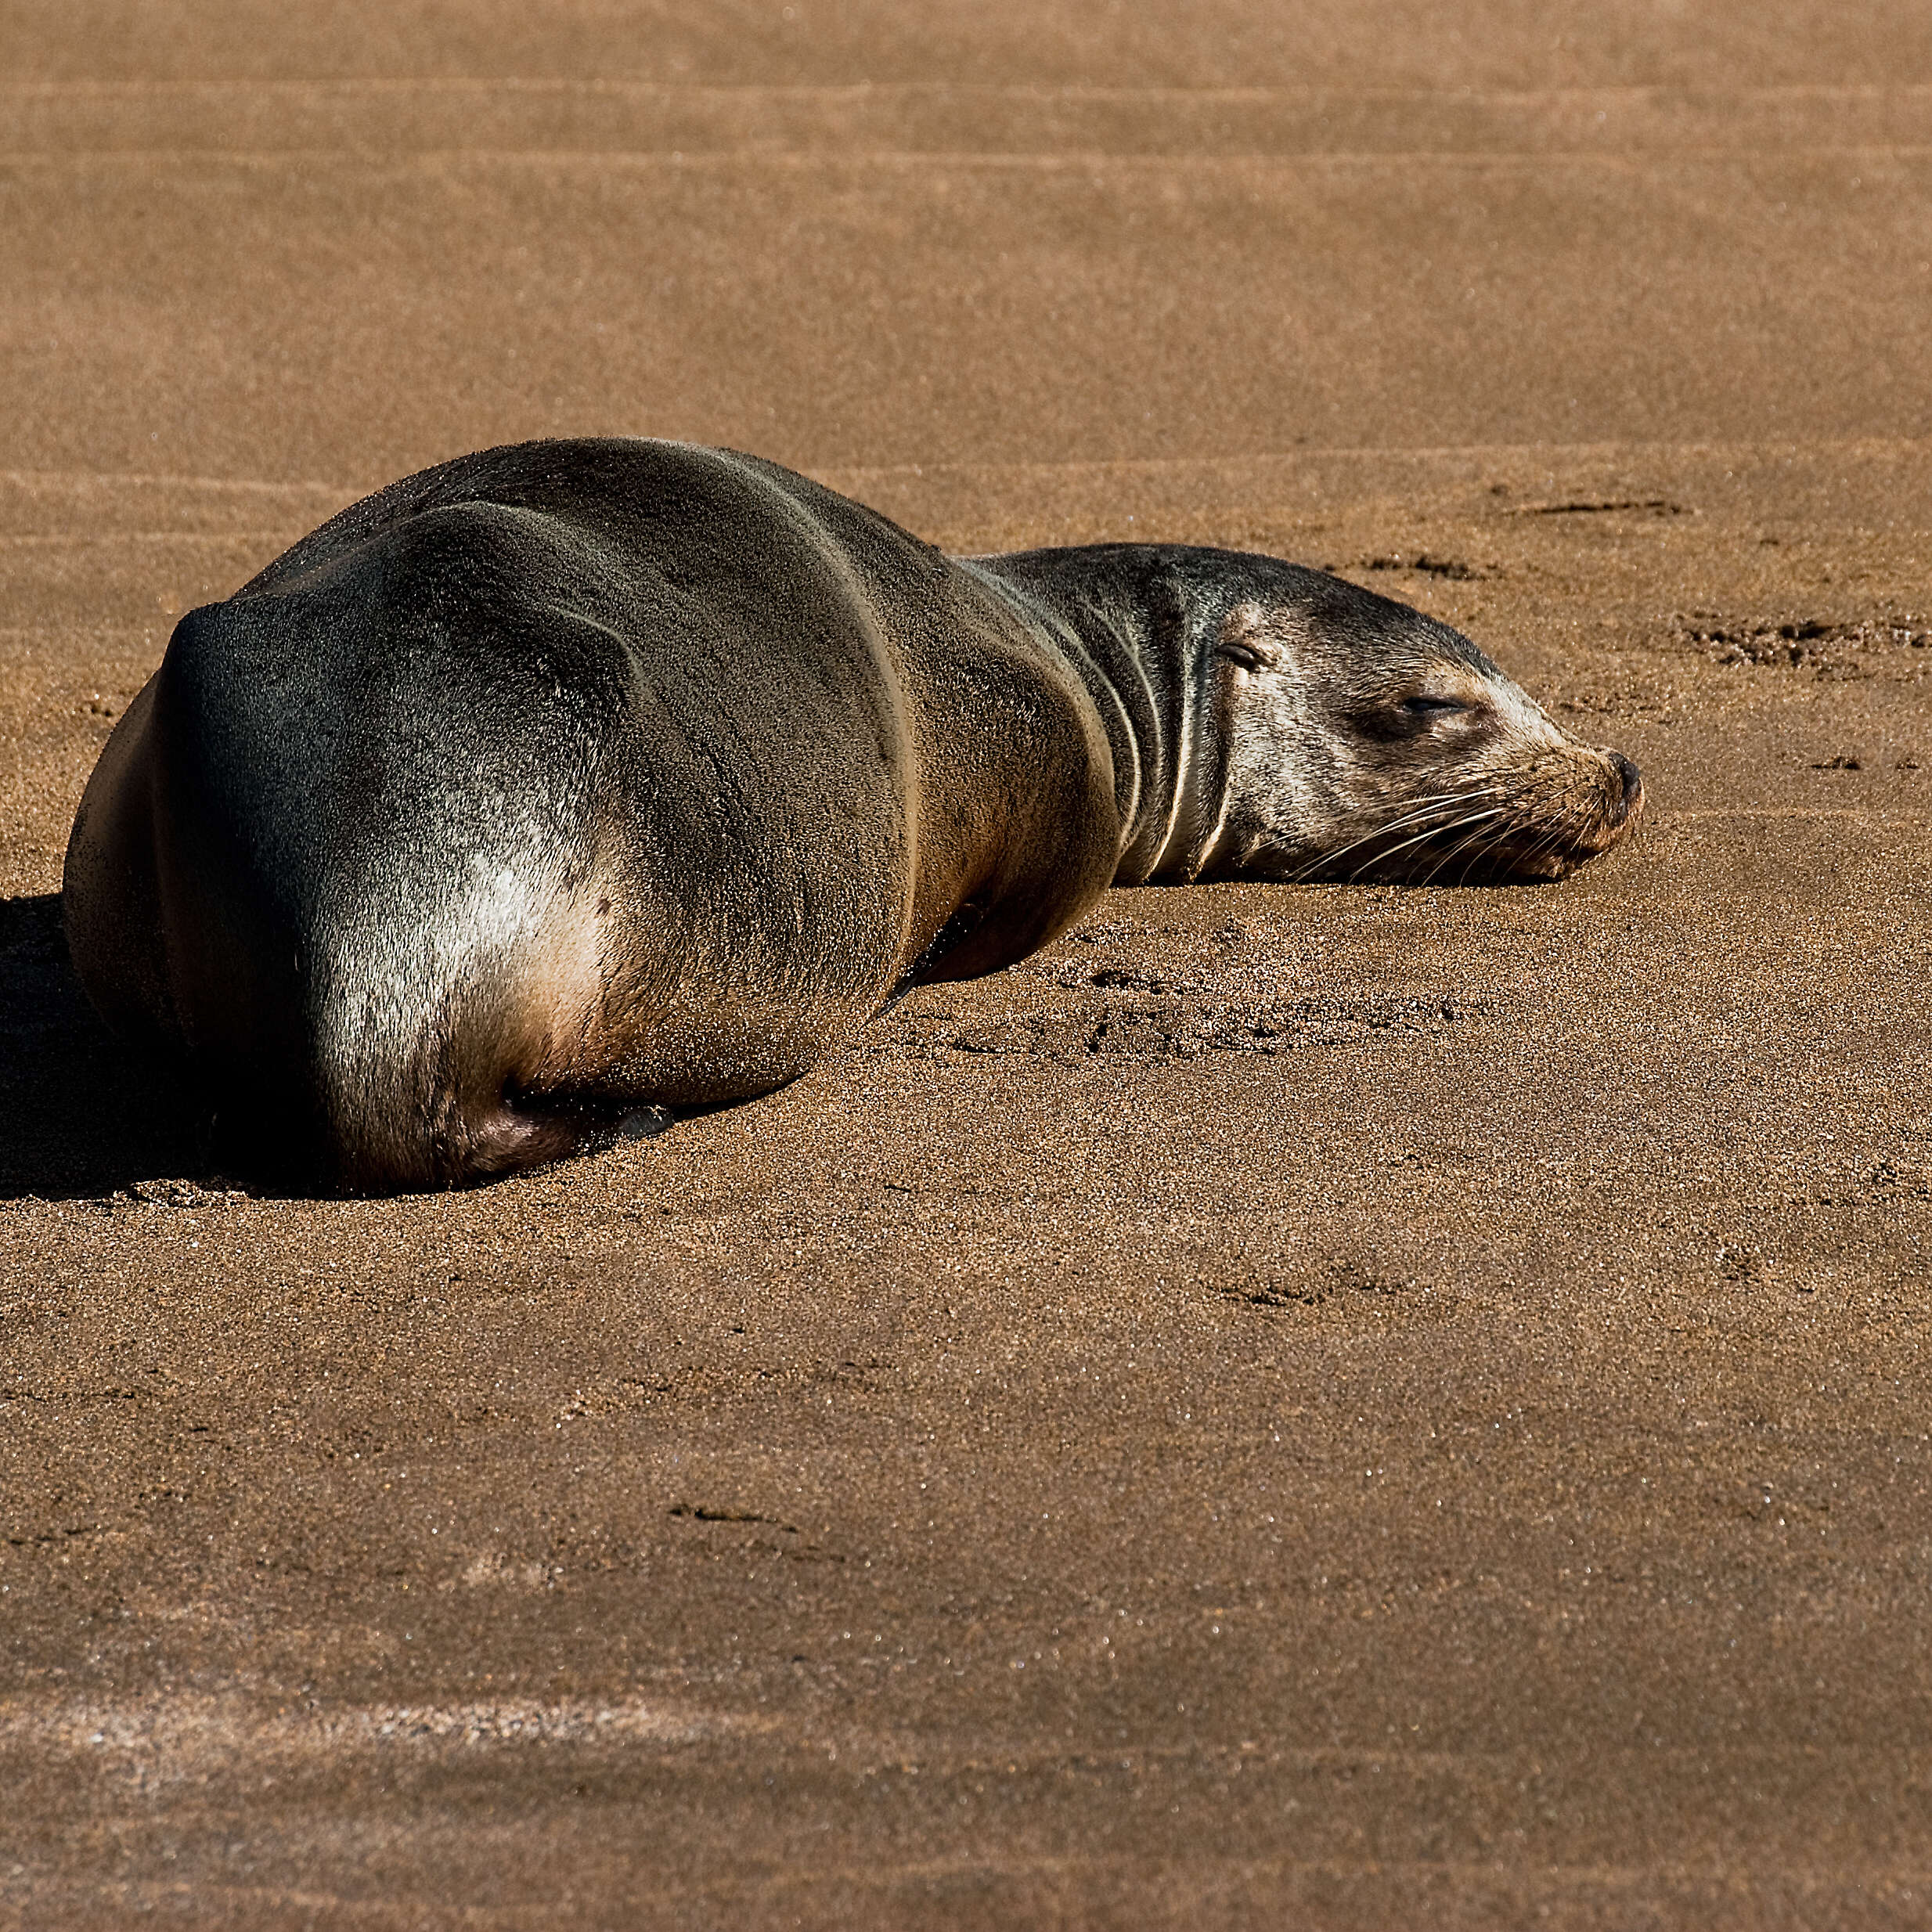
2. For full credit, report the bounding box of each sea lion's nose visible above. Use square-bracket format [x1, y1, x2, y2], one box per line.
[1606, 752, 1643, 826]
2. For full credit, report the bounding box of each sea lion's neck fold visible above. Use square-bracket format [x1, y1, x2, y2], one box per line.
[961, 546, 1235, 885]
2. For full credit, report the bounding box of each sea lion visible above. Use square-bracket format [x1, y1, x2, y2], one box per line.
[63, 438, 1642, 1193]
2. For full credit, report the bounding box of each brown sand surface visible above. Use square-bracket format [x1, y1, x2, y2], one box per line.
[4, 5, 1932, 1926]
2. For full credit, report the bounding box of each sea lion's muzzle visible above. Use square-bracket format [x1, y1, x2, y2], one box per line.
[1494, 743, 1645, 878]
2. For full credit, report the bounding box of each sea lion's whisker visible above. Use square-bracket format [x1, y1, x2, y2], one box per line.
[1450, 788, 1594, 882]
[1420, 812, 1521, 888]
[1415, 805, 1519, 887]
[1285, 805, 1461, 882]
[1345, 807, 1505, 885]
[1291, 788, 1501, 883]
[1353, 803, 1509, 883]
[1515, 806, 1587, 878]
[1296, 808, 1468, 885]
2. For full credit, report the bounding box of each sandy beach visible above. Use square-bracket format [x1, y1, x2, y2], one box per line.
[5, 5, 1932, 1925]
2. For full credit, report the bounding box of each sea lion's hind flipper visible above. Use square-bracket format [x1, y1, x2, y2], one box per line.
[434, 1088, 605, 1188]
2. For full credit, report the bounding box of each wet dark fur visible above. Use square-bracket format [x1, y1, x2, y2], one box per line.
[63, 439, 1638, 1192]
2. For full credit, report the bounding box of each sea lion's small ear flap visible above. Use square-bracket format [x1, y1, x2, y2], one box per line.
[1215, 602, 1282, 672]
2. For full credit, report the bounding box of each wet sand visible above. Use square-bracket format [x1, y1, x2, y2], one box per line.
[5, 5, 1932, 1926]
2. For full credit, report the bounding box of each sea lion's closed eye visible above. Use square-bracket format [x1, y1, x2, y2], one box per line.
[1218, 639, 1275, 672]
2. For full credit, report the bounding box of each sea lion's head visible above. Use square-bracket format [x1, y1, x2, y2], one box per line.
[1207, 565, 1642, 885]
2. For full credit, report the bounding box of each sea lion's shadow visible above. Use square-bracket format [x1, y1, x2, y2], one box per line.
[0, 895, 208, 1200]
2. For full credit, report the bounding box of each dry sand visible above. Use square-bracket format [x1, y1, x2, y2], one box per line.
[5, 5, 1932, 1927]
